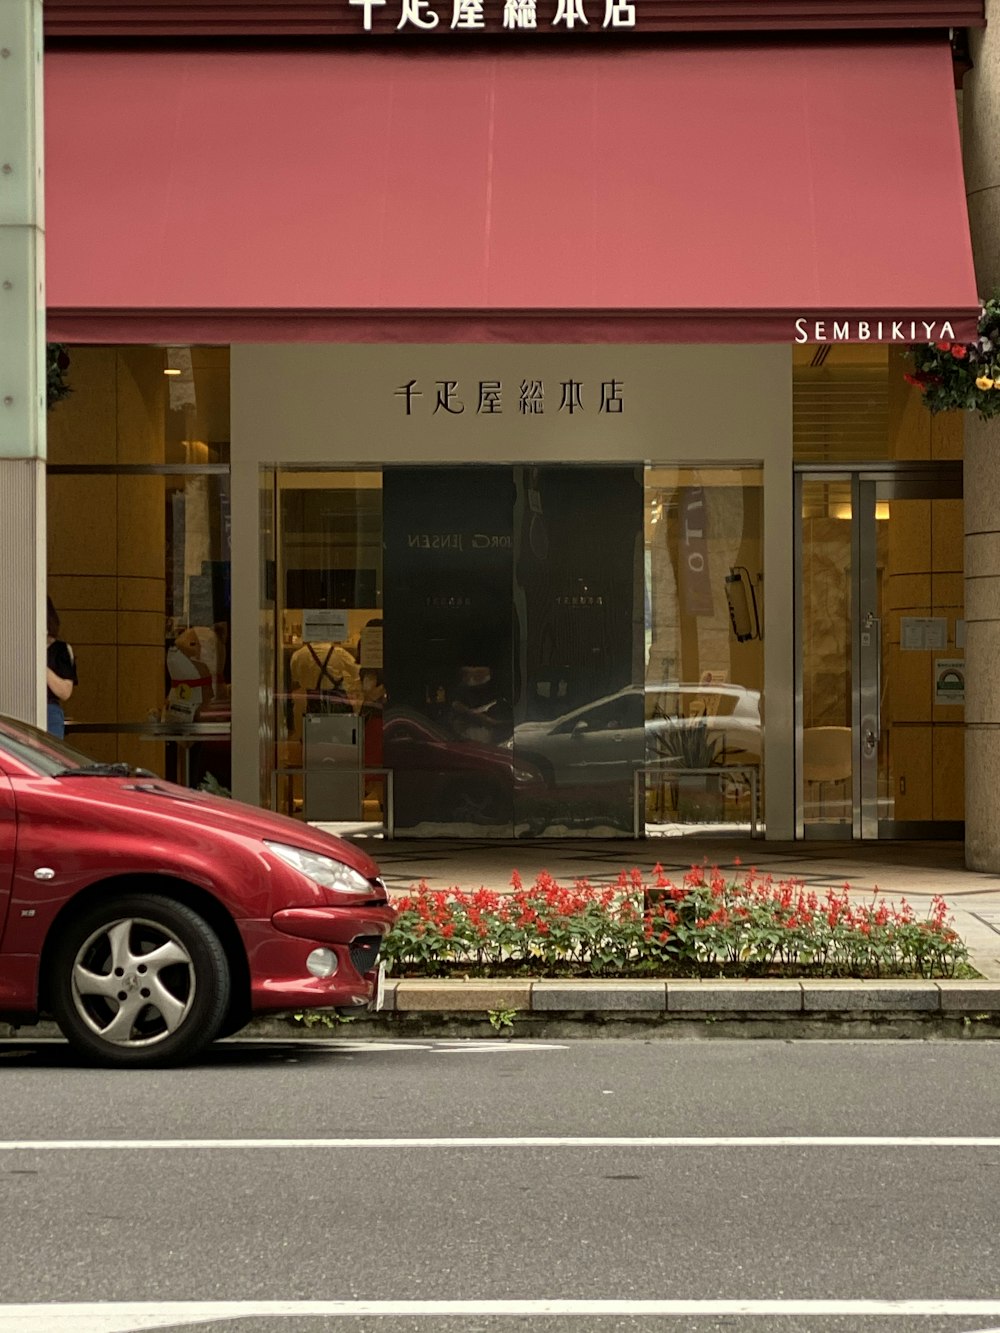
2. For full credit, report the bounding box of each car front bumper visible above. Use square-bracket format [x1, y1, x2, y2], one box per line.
[240, 903, 395, 1013]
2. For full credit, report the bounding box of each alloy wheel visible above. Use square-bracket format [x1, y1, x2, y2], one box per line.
[71, 916, 196, 1047]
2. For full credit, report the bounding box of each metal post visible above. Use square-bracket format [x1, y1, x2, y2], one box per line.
[0, 0, 46, 727]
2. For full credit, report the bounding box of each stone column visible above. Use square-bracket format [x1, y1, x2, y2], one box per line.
[963, 6, 1000, 868]
[0, 0, 46, 727]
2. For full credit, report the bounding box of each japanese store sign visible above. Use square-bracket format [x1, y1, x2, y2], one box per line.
[395, 378, 624, 415]
[352, 0, 634, 28]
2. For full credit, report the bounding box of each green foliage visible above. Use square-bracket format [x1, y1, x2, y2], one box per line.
[198, 773, 232, 798]
[292, 1009, 355, 1029]
[46, 343, 72, 410]
[908, 298, 1000, 418]
[487, 1007, 517, 1033]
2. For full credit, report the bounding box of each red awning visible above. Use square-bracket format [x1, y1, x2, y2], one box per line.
[45, 39, 979, 343]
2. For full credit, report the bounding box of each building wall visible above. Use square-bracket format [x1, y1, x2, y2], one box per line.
[230, 342, 795, 835]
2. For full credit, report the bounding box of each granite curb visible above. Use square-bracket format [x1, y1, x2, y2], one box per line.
[374, 977, 1000, 1016]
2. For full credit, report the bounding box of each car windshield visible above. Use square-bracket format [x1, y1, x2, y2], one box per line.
[0, 713, 106, 777]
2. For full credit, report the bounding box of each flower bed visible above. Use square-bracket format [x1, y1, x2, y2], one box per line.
[384, 866, 968, 980]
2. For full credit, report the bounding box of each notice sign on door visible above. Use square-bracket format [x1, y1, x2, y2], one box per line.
[934, 658, 965, 706]
[302, 609, 349, 643]
[901, 616, 948, 651]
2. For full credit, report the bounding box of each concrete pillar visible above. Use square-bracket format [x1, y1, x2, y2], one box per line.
[0, 0, 46, 728]
[963, 6, 1000, 869]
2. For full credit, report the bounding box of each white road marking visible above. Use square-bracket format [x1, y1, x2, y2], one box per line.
[0, 1037, 568, 1055]
[5, 1298, 1000, 1330]
[3, 1135, 1000, 1151]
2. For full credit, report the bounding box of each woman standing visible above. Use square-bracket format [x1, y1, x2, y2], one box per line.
[46, 598, 77, 738]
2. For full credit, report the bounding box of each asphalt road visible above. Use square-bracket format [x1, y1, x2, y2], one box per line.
[2, 1036, 1000, 1333]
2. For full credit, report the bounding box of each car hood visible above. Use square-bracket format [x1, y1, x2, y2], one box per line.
[54, 775, 382, 880]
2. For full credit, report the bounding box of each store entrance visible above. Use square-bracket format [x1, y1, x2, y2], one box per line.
[797, 464, 964, 839]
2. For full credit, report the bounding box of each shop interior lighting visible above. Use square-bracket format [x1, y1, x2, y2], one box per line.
[831, 502, 890, 522]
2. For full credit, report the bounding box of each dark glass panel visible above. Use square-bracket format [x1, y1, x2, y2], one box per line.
[512, 466, 643, 836]
[382, 467, 515, 836]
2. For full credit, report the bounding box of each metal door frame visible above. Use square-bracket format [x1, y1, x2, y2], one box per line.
[795, 462, 963, 841]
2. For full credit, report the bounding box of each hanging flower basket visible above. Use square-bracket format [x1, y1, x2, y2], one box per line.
[46, 342, 72, 410]
[907, 298, 1000, 419]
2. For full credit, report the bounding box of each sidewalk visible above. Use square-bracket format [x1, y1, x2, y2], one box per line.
[366, 836, 1000, 980]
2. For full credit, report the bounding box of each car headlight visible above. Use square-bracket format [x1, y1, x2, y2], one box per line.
[265, 841, 373, 895]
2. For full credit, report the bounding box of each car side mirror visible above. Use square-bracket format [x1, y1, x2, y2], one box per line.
[572, 720, 590, 736]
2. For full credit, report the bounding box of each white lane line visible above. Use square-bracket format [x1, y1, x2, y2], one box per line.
[6, 1299, 1000, 1330]
[4, 1135, 1000, 1151]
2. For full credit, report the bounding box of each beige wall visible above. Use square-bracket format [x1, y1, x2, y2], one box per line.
[231, 343, 795, 836]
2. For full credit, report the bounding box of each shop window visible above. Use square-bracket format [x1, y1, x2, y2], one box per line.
[262, 463, 766, 838]
[643, 467, 764, 835]
[46, 347, 231, 790]
[266, 471, 384, 828]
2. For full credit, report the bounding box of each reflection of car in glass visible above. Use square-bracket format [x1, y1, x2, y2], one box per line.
[510, 683, 762, 791]
[0, 715, 394, 1067]
[644, 683, 762, 763]
[384, 708, 544, 828]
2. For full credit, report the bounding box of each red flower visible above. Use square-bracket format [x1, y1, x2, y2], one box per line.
[951, 344, 968, 359]
[934, 341, 953, 351]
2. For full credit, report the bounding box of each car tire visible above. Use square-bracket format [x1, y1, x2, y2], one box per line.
[48, 894, 231, 1068]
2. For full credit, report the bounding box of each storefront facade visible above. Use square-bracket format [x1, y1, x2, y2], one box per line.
[11, 0, 990, 844]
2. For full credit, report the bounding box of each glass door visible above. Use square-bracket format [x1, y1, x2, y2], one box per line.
[798, 465, 964, 840]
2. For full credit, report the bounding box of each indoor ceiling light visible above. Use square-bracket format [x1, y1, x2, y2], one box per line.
[163, 368, 182, 376]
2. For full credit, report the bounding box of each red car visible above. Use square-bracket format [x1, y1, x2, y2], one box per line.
[0, 714, 395, 1067]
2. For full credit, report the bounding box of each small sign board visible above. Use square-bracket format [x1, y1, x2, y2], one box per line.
[360, 623, 383, 668]
[901, 616, 948, 651]
[302, 609, 349, 643]
[934, 658, 965, 706]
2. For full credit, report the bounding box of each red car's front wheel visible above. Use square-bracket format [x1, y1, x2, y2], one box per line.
[48, 894, 231, 1068]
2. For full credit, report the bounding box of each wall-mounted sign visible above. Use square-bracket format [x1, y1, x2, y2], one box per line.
[934, 658, 965, 706]
[794, 318, 958, 345]
[901, 616, 948, 651]
[302, 608, 349, 642]
[395, 378, 624, 416]
[352, 0, 634, 29]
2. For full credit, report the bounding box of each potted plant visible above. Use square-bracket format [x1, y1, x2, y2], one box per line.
[651, 714, 725, 824]
[906, 298, 1000, 417]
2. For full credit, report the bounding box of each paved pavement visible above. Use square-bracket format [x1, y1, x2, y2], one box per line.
[3, 1037, 1000, 1331]
[363, 837, 1000, 978]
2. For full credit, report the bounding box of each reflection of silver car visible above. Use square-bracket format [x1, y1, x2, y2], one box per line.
[510, 684, 762, 790]
[644, 684, 762, 763]
[512, 687, 762, 789]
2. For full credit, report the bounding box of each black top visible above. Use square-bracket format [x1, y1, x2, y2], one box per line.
[47, 639, 78, 706]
